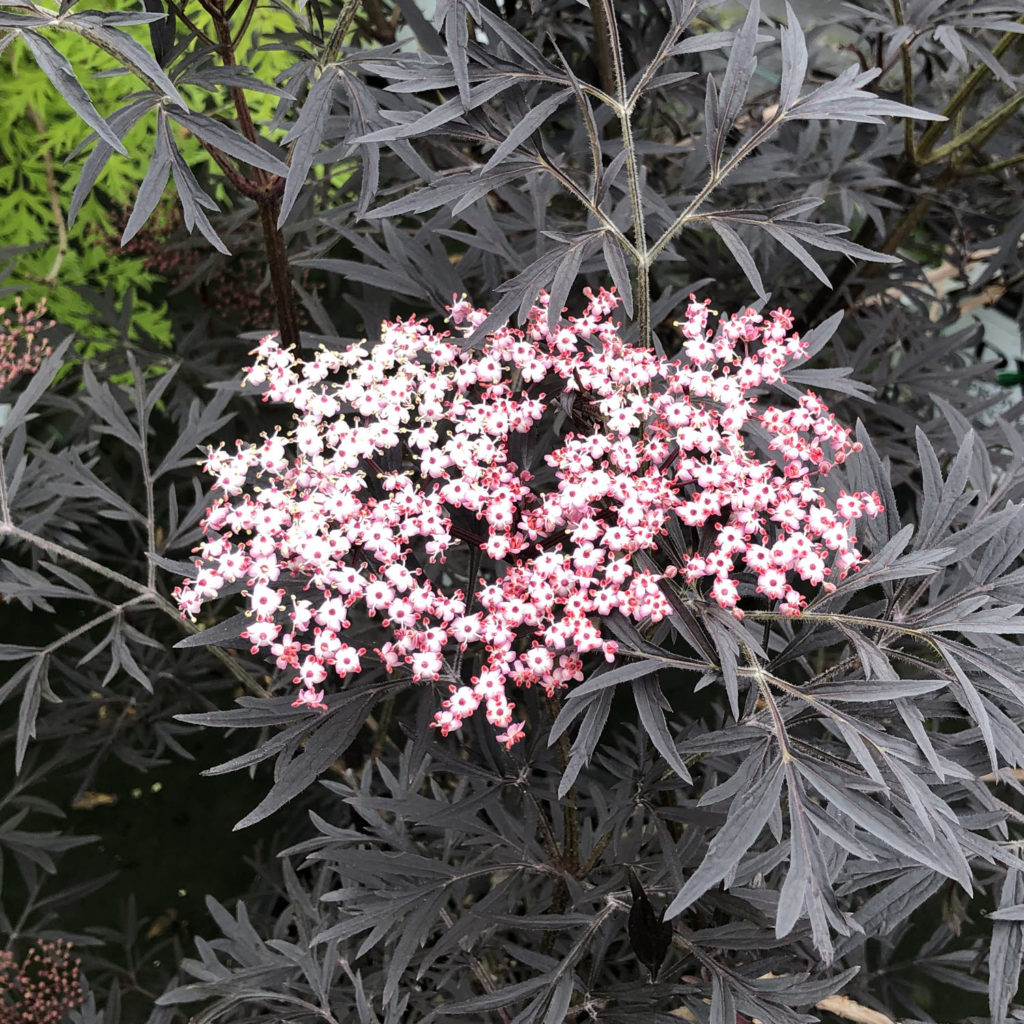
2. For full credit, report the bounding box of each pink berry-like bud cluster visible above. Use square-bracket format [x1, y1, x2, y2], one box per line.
[174, 290, 880, 748]
[0, 940, 83, 1024]
[0, 297, 53, 393]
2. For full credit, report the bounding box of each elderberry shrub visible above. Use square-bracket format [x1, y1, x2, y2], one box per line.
[4, 1, 1024, 1021]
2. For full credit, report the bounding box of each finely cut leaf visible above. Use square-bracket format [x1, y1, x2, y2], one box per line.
[483, 90, 570, 172]
[666, 756, 783, 918]
[173, 612, 249, 649]
[171, 110, 289, 178]
[708, 220, 766, 301]
[68, 98, 154, 228]
[278, 66, 340, 225]
[122, 111, 173, 245]
[711, 0, 760, 170]
[558, 687, 613, 797]
[19, 31, 128, 155]
[777, 3, 808, 112]
[991, 867, 1024, 1023]
[66, 16, 186, 108]
[785, 64, 945, 124]
[234, 694, 377, 829]
[0, 339, 73, 446]
[632, 677, 692, 783]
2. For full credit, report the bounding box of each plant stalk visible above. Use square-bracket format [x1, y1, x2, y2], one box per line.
[209, 0, 300, 347]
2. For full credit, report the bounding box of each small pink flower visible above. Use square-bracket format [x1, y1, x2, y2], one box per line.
[496, 721, 526, 749]
[757, 568, 789, 600]
[297, 656, 327, 687]
[242, 620, 280, 652]
[292, 686, 327, 710]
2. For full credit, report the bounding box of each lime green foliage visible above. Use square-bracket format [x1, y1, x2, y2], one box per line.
[0, 1, 313, 355]
[2, 0, 355, 367]
[0, 34, 172, 347]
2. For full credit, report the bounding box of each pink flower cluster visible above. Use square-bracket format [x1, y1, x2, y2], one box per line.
[175, 290, 879, 747]
[0, 297, 53, 393]
[0, 940, 83, 1024]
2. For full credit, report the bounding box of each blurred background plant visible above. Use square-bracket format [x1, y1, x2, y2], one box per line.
[0, 0, 339, 367]
[0, 297, 52, 398]
[1, 28, 173, 350]
[0, 0, 1022, 1022]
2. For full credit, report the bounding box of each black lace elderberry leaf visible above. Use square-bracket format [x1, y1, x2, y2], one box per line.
[627, 868, 673, 980]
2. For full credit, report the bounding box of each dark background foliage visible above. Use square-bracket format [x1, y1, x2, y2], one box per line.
[1, 0, 1024, 1021]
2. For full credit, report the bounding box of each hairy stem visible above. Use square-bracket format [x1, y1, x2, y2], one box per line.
[321, 0, 362, 65]
[890, 0, 916, 162]
[594, 0, 651, 345]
